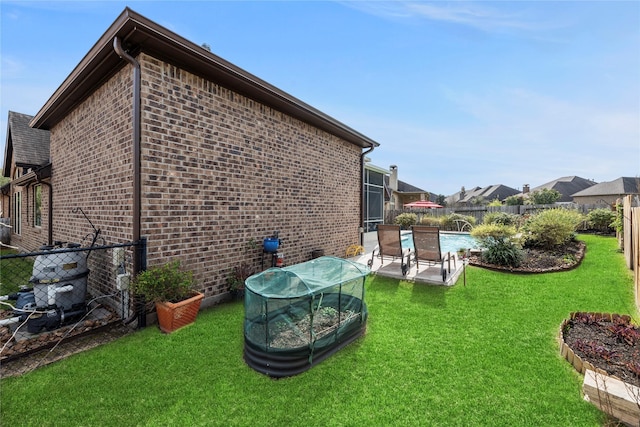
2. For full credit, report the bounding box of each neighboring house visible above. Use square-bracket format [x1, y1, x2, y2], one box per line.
[385, 165, 430, 210]
[25, 8, 379, 302]
[2, 111, 51, 250]
[363, 162, 431, 231]
[571, 177, 640, 205]
[523, 176, 596, 203]
[446, 184, 520, 206]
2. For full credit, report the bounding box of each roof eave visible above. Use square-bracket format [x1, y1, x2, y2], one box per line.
[30, 8, 379, 150]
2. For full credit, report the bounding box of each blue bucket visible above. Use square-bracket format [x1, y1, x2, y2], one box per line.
[263, 237, 279, 253]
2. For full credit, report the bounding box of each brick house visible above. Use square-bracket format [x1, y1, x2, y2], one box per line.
[2, 111, 51, 250]
[571, 177, 640, 205]
[26, 8, 379, 304]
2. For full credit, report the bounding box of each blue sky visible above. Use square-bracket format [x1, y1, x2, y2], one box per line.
[1, 1, 638, 196]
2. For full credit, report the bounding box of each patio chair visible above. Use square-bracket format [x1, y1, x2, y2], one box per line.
[411, 226, 456, 282]
[367, 225, 411, 276]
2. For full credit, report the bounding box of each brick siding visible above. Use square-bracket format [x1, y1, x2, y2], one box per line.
[47, 52, 362, 298]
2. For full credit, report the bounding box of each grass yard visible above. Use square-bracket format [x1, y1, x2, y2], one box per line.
[0, 235, 637, 426]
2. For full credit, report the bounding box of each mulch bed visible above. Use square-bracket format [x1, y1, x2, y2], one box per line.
[468, 240, 586, 273]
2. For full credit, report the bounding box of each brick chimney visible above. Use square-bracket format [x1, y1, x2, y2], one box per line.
[389, 165, 398, 192]
[523, 184, 530, 194]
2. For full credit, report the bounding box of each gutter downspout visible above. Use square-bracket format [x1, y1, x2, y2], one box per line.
[33, 165, 53, 246]
[113, 37, 142, 274]
[38, 181, 53, 246]
[360, 145, 375, 246]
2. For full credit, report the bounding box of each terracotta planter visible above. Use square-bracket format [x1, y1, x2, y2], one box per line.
[155, 292, 204, 334]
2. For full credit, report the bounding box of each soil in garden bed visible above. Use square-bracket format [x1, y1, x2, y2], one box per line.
[563, 315, 639, 388]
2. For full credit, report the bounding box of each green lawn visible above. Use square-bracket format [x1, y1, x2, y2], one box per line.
[1, 235, 637, 426]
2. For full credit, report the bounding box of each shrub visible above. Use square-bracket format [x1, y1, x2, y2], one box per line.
[483, 212, 519, 227]
[483, 239, 524, 267]
[394, 213, 418, 229]
[611, 202, 624, 234]
[132, 261, 195, 304]
[471, 223, 523, 267]
[440, 213, 476, 231]
[471, 223, 518, 245]
[587, 208, 616, 233]
[522, 209, 585, 249]
[419, 216, 441, 227]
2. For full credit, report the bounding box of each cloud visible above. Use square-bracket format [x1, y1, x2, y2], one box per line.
[325, 83, 639, 194]
[340, 1, 560, 34]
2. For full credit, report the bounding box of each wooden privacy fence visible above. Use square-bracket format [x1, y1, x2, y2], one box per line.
[621, 195, 640, 312]
[387, 203, 611, 226]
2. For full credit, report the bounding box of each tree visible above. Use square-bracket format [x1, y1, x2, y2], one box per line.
[435, 194, 447, 207]
[527, 188, 561, 205]
[505, 195, 524, 206]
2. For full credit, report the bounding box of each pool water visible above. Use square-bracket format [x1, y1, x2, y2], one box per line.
[401, 231, 479, 254]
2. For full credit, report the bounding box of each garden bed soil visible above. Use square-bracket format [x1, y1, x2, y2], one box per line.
[468, 240, 586, 273]
[561, 313, 639, 388]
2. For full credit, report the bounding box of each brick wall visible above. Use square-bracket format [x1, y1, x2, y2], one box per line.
[140, 54, 361, 295]
[47, 53, 363, 298]
[50, 67, 134, 247]
[14, 183, 49, 251]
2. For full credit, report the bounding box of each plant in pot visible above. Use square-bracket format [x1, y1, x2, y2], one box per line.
[226, 263, 253, 300]
[132, 260, 203, 333]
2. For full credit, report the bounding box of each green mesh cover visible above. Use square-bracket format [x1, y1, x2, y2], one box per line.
[244, 256, 370, 367]
[245, 256, 370, 298]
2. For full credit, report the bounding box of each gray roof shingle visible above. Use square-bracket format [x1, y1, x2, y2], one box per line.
[572, 177, 640, 197]
[529, 176, 596, 202]
[4, 111, 50, 176]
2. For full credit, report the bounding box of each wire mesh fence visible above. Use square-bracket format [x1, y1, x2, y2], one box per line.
[0, 240, 145, 378]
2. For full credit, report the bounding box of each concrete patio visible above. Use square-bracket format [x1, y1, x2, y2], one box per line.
[353, 232, 467, 286]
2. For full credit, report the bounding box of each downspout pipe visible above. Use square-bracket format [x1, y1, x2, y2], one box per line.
[113, 37, 142, 274]
[360, 145, 375, 246]
[39, 181, 53, 246]
[34, 165, 53, 246]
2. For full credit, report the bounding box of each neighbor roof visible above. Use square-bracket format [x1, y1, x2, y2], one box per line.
[528, 176, 596, 202]
[572, 177, 640, 197]
[30, 8, 379, 150]
[448, 184, 519, 204]
[3, 111, 50, 177]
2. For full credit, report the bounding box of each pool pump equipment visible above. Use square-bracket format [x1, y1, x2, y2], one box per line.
[1, 242, 90, 333]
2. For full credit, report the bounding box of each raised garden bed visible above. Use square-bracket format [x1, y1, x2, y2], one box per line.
[559, 312, 640, 426]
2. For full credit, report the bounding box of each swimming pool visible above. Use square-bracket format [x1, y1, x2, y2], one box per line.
[400, 231, 479, 254]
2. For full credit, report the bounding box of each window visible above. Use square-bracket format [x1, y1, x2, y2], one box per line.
[13, 191, 21, 235]
[364, 169, 385, 232]
[34, 185, 42, 227]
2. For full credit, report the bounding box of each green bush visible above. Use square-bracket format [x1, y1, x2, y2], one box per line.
[132, 261, 195, 304]
[394, 213, 418, 229]
[419, 216, 442, 227]
[471, 223, 518, 245]
[439, 213, 476, 231]
[482, 239, 524, 267]
[522, 209, 585, 249]
[471, 223, 523, 267]
[482, 212, 519, 227]
[586, 208, 615, 232]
